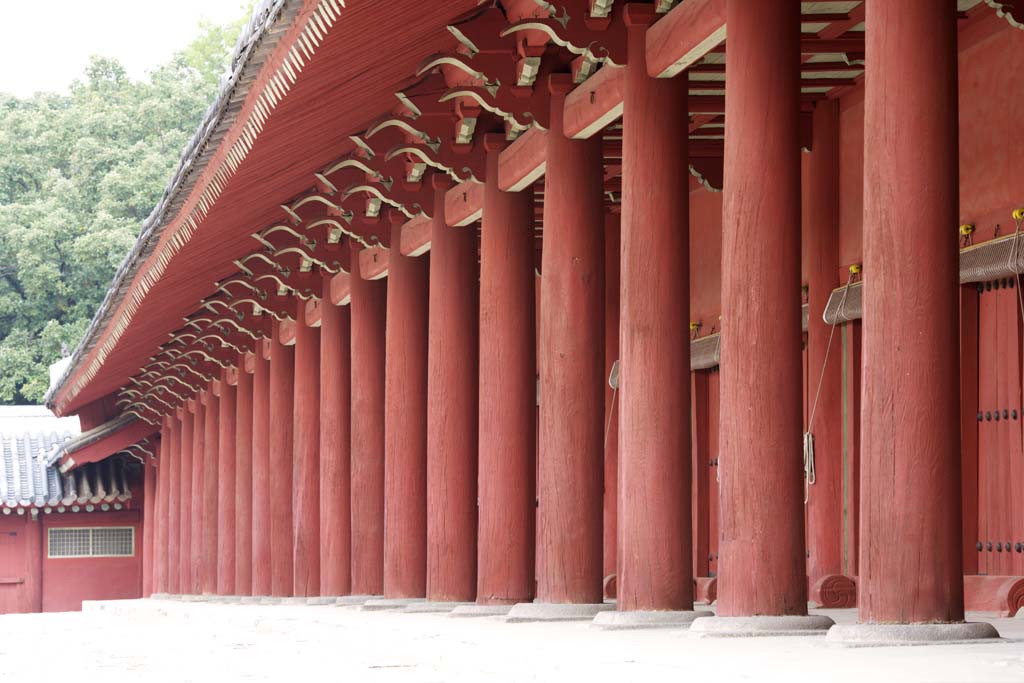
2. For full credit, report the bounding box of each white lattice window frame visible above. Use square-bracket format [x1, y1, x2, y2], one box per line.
[47, 526, 135, 558]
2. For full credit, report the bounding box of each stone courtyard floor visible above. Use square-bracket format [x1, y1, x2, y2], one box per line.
[2, 599, 1024, 682]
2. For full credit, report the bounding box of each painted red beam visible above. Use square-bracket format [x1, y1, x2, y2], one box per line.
[646, 0, 727, 78]
[445, 181, 484, 228]
[400, 214, 433, 257]
[59, 418, 159, 471]
[359, 245, 390, 280]
[329, 272, 351, 305]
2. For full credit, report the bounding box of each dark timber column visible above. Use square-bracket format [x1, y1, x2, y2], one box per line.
[384, 215, 429, 599]
[168, 413, 182, 594]
[217, 368, 238, 595]
[350, 249, 386, 596]
[202, 386, 220, 595]
[320, 275, 352, 596]
[535, 74, 604, 606]
[293, 302, 321, 597]
[603, 212, 620, 593]
[252, 343, 272, 595]
[269, 320, 295, 597]
[477, 135, 536, 606]
[143, 454, 156, 596]
[616, 5, 692, 614]
[707, 0, 819, 629]
[858, 0, 963, 625]
[155, 416, 171, 593]
[189, 397, 205, 594]
[427, 174, 479, 604]
[235, 355, 254, 595]
[805, 100, 844, 592]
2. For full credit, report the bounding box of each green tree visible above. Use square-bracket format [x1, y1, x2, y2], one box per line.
[0, 13, 247, 404]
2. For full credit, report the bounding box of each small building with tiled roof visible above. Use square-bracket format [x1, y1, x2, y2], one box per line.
[0, 406, 147, 614]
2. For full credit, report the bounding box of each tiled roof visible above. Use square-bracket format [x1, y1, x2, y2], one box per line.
[1, 431, 134, 510]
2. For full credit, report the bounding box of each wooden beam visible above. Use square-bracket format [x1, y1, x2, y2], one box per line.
[329, 272, 351, 306]
[446, 180, 484, 227]
[400, 214, 432, 257]
[564, 65, 625, 140]
[304, 298, 322, 328]
[359, 244, 390, 280]
[646, 0, 727, 79]
[499, 127, 548, 192]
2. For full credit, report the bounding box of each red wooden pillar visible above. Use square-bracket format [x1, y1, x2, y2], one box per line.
[269, 320, 295, 597]
[427, 174, 479, 603]
[350, 249, 387, 596]
[536, 74, 604, 606]
[202, 386, 220, 595]
[167, 414, 182, 594]
[858, 0, 962, 624]
[293, 302, 321, 597]
[142, 452, 156, 597]
[477, 136, 536, 606]
[603, 212, 620, 592]
[320, 275, 352, 596]
[616, 6, 692, 613]
[805, 99, 843, 588]
[252, 342, 272, 595]
[384, 216, 429, 599]
[217, 368, 238, 595]
[24, 513, 42, 613]
[235, 354, 254, 595]
[189, 398, 204, 594]
[154, 417, 170, 593]
[714, 0, 808, 620]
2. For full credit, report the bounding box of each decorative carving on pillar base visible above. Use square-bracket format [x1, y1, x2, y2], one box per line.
[810, 574, 857, 609]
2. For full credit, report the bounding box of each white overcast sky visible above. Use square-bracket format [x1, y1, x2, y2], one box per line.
[0, 0, 247, 98]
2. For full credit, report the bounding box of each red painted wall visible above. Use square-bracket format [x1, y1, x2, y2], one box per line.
[41, 510, 143, 612]
[0, 515, 41, 614]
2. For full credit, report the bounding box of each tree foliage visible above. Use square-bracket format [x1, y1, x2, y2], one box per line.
[0, 16, 246, 404]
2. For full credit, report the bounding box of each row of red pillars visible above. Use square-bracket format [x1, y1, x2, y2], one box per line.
[143, 0, 964, 625]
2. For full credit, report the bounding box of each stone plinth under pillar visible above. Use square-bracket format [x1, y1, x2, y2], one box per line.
[825, 623, 1000, 646]
[506, 602, 614, 623]
[449, 604, 515, 618]
[592, 609, 711, 631]
[690, 615, 835, 638]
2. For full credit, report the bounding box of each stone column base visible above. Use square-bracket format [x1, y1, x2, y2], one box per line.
[362, 597, 425, 611]
[690, 614, 835, 637]
[404, 601, 473, 614]
[593, 609, 712, 630]
[334, 594, 380, 606]
[506, 602, 614, 623]
[826, 622, 1000, 646]
[449, 604, 515, 618]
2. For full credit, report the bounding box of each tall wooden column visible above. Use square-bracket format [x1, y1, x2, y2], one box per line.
[269, 320, 295, 597]
[143, 454, 156, 596]
[202, 387, 220, 595]
[320, 275, 352, 596]
[251, 343, 272, 595]
[805, 99, 844, 589]
[155, 416, 172, 593]
[859, 0, 961, 624]
[217, 368, 238, 595]
[617, 6, 692, 613]
[477, 136, 536, 606]
[384, 216, 429, 599]
[603, 212, 620, 592]
[350, 249, 387, 596]
[235, 354, 254, 595]
[293, 302, 321, 597]
[536, 74, 604, 605]
[427, 175, 479, 604]
[167, 413, 182, 594]
[715, 0, 808, 619]
[189, 397, 205, 594]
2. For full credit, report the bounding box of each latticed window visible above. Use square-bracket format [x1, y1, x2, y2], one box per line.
[47, 527, 134, 558]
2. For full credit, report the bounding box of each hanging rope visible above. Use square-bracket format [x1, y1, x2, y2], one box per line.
[803, 267, 857, 504]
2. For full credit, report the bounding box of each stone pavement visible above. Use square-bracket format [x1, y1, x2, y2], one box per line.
[1, 599, 1023, 682]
